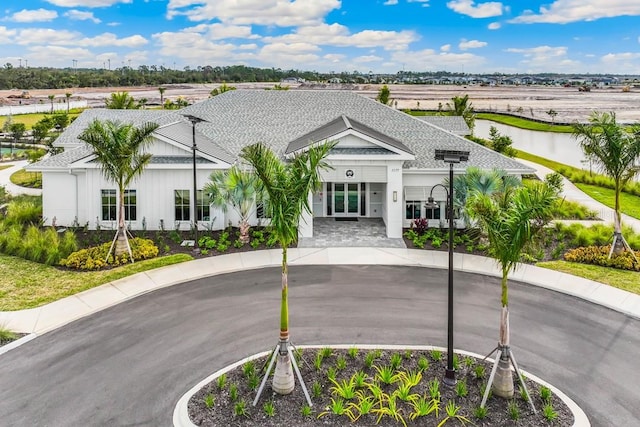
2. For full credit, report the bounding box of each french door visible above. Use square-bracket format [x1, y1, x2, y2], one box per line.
[327, 182, 365, 216]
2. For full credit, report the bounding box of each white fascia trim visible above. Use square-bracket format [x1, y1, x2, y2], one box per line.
[332, 128, 413, 156]
[326, 153, 414, 162]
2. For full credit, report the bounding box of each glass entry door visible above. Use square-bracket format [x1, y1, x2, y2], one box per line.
[333, 183, 359, 216]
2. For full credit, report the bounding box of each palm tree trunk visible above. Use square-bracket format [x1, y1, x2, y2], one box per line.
[239, 218, 250, 244]
[280, 246, 289, 342]
[272, 245, 294, 395]
[114, 189, 129, 258]
[612, 185, 625, 255]
[494, 272, 514, 398]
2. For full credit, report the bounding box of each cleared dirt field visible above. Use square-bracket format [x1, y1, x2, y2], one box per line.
[2, 82, 639, 123]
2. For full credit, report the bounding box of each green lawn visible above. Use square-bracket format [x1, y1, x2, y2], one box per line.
[0, 165, 11, 171]
[574, 183, 640, 220]
[536, 260, 640, 294]
[0, 253, 194, 311]
[0, 110, 83, 129]
[10, 169, 42, 188]
[475, 112, 575, 133]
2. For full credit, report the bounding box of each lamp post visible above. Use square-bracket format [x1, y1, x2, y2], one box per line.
[182, 114, 207, 252]
[425, 149, 469, 386]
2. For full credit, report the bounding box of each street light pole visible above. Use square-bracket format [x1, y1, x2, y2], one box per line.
[426, 149, 469, 387]
[182, 114, 207, 252]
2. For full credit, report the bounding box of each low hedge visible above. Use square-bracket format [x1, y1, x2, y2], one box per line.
[61, 237, 159, 270]
[564, 245, 640, 271]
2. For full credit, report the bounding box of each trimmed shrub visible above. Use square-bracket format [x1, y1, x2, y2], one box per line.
[61, 237, 159, 270]
[0, 224, 77, 265]
[564, 245, 640, 271]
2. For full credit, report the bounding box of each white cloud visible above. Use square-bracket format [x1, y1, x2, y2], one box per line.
[447, 0, 503, 18]
[238, 43, 258, 50]
[505, 45, 581, 72]
[383, 0, 398, 5]
[323, 53, 345, 63]
[11, 9, 58, 23]
[353, 55, 383, 63]
[459, 39, 487, 50]
[0, 26, 17, 43]
[79, 33, 148, 47]
[263, 23, 418, 51]
[511, 1, 640, 24]
[26, 45, 94, 66]
[390, 49, 486, 72]
[440, 44, 451, 52]
[167, 0, 340, 27]
[45, 0, 132, 7]
[64, 10, 101, 23]
[183, 23, 259, 40]
[408, 0, 430, 7]
[488, 22, 500, 29]
[16, 28, 147, 48]
[152, 30, 242, 63]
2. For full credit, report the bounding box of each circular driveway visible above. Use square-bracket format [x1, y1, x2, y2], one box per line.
[0, 265, 638, 426]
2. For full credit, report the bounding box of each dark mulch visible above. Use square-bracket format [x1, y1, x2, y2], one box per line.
[188, 348, 573, 427]
[0, 332, 27, 348]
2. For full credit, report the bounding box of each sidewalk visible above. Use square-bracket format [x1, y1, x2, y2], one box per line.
[518, 159, 640, 233]
[0, 160, 42, 197]
[1, 248, 639, 335]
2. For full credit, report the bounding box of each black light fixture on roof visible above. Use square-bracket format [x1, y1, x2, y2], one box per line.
[181, 114, 208, 252]
[425, 149, 470, 386]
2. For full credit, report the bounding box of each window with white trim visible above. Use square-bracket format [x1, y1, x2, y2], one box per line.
[405, 200, 421, 220]
[124, 189, 136, 221]
[101, 189, 117, 221]
[196, 190, 210, 221]
[175, 190, 190, 221]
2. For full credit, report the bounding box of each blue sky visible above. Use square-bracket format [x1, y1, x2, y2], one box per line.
[1, 0, 639, 74]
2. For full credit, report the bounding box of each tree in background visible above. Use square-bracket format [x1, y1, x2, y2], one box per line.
[376, 84, 391, 105]
[105, 92, 138, 109]
[572, 111, 640, 260]
[78, 120, 158, 260]
[446, 94, 475, 132]
[65, 92, 72, 113]
[488, 126, 516, 156]
[241, 141, 335, 396]
[210, 82, 236, 97]
[9, 122, 26, 158]
[48, 94, 55, 113]
[546, 109, 558, 123]
[158, 87, 166, 108]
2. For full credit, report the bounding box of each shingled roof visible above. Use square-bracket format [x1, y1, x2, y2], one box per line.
[180, 90, 531, 172]
[35, 90, 532, 173]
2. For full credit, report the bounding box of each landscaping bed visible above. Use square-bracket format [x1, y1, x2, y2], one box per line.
[188, 348, 573, 426]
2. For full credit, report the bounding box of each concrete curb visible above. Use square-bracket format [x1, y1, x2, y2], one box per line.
[173, 344, 589, 427]
[1, 249, 638, 339]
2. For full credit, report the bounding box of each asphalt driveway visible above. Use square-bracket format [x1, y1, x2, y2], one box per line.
[0, 265, 638, 426]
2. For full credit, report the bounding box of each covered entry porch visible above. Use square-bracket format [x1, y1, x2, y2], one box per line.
[297, 218, 406, 248]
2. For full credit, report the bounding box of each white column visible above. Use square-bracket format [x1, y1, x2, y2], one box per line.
[298, 191, 314, 238]
[385, 161, 403, 238]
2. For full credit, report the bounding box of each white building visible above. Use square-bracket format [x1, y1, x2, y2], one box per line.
[31, 90, 531, 238]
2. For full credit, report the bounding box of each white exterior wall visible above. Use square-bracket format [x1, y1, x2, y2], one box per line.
[385, 161, 404, 238]
[402, 171, 465, 229]
[299, 192, 314, 238]
[41, 172, 78, 227]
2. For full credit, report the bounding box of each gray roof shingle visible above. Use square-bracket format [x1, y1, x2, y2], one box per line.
[180, 90, 531, 172]
[416, 116, 471, 136]
[35, 91, 532, 173]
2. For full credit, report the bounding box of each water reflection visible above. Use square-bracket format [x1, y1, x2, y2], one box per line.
[475, 120, 589, 170]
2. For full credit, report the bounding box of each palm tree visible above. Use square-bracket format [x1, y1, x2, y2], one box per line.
[241, 141, 335, 395]
[446, 94, 475, 131]
[466, 181, 558, 398]
[158, 87, 166, 108]
[78, 120, 159, 260]
[572, 112, 640, 260]
[209, 82, 236, 97]
[105, 91, 138, 109]
[48, 94, 55, 113]
[65, 92, 72, 113]
[204, 165, 264, 244]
